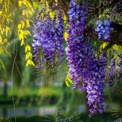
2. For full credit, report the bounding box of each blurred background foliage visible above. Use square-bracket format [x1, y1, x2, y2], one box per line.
[0, 0, 122, 122]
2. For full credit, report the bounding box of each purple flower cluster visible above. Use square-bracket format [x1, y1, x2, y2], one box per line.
[66, 0, 107, 117]
[66, 0, 87, 88]
[117, 55, 122, 83]
[107, 54, 122, 93]
[118, 55, 122, 74]
[107, 54, 122, 88]
[108, 59, 116, 86]
[86, 56, 107, 117]
[32, 13, 64, 68]
[95, 19, 113, 41]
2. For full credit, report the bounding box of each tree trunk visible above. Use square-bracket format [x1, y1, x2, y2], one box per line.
[2, 80, 8, 97]
[2, 108, 7, 117]
[58, 81, 72, 106]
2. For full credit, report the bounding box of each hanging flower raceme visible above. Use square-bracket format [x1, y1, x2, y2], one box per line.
[106, 54, 122, 93]
[32, 11, 64, 69]
[95, 19, 113, 41]
[66, 0, 87, 88]
[86, 54, 107, 117]
[117, 54, 122, 83]
[66, 0, 107, 117]
[108, 59, 116, 87]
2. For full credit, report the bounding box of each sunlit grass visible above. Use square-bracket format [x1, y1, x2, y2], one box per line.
[39, 87, 62, 96]
[0, 86, 62, 97]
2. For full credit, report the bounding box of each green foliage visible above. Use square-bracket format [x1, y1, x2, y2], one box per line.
[0, 0, 41, 68]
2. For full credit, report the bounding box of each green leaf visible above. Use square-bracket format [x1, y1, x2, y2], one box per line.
[0, 59, 6, 71]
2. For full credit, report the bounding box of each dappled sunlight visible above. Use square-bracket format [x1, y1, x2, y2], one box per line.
[0, 0, 122, 122]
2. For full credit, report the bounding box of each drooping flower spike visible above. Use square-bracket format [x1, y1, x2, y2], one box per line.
[33, 11, 64, 69]
[66, 0, 107, 117]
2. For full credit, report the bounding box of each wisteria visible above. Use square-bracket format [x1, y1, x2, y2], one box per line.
[32, 12, 64, 69]
[108, 59, 116, 87]
[106, 54, 122, 94]
[31, 0, 122, 118]
[1, 0, 122, 121]
[95, 19, 113, 41]
[66, 0, 87, 88]
[117, 55, 122, 83]
[85, 54, 107, 117]
[106, 54, 122, 90]
[66, 0, 107, 117]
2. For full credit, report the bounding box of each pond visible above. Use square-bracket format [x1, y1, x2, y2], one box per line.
[0, 106, 57, 117]
[0, 104, 121, 122]
[0, 105, 87, 117]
